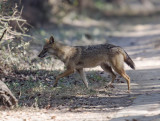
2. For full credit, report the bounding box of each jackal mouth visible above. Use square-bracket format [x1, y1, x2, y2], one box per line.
[38, 49, 48, 58]
[38, 53, 47, 58]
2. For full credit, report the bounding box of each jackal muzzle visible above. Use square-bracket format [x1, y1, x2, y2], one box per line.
[38, 48, 48, 58]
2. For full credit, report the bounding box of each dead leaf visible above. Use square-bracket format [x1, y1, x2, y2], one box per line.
[51, 115, 56, 119]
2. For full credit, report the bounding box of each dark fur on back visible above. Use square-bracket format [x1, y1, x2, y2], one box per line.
[76, 44, 135, 70]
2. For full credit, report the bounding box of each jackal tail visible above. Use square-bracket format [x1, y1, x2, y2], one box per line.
[120, 48, 135, 69]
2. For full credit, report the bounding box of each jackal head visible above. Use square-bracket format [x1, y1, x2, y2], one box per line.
[38, 36, 55, 58]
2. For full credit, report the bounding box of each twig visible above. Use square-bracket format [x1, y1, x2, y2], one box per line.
[7, 30, 31, 38]
[1, 18, 26, 22]
[16, 20, 25, 33]
[0, 29, 7, 41]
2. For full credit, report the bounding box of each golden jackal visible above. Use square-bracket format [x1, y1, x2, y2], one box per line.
[38, 36, 135, 91]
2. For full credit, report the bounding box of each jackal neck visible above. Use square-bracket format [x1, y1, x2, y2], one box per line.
[53, 42, 77, 62]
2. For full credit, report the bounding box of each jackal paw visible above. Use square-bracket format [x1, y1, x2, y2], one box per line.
[53, 83, 58, 87]
[126, 90, 131, 94]
[105, 84, 115, 88]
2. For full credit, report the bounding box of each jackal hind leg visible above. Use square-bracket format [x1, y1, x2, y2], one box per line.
[76, 68, 89, 88]
[110, 56, 131, 92]
[100, 63, 116, 88]
[113, 67, 130, 92]
[53, 69, 74, 87]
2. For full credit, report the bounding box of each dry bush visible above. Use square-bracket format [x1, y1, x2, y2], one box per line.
[0, 3, 31, 74]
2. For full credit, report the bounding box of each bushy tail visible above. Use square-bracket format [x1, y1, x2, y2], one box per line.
[120, 48, 135, 69]
[125, 53, 135, 69]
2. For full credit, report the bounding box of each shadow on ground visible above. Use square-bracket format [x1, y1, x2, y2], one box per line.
[0, 69, 133, 111]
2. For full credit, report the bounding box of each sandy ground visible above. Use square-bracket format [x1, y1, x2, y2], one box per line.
[1, 19, 160, 121]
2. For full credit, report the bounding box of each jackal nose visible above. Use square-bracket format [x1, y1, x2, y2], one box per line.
[38, 53, 46, 58]
[38, 54, 43, 58]
[38, 54, 41, 58]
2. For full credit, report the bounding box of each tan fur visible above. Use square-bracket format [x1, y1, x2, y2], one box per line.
[38, 36, 135, 91]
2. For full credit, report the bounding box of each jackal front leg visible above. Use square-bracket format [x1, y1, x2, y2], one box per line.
[53, 69, 74, 87]
[77, 69, 89, 88]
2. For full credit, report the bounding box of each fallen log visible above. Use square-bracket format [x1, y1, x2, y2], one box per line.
[0, 80, 18, 107]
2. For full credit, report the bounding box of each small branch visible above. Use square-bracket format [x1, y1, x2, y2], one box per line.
[16, 20, 25, 33]
[0, 29, 7, 41]
[7, 30, 31, 38]
[1, 18, 27, 22]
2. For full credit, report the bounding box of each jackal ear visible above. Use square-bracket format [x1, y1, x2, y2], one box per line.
[49, 36, 54, 44]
